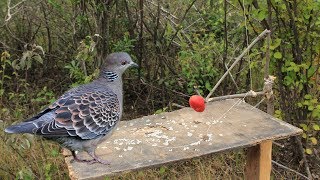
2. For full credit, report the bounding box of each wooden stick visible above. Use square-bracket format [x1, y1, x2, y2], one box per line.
[265, 31, 271, 79]
[264, 32, 275, 115]
[207, 90, 264, 102]
[245, 140, 272, 180]
[205, 29, 271, 102]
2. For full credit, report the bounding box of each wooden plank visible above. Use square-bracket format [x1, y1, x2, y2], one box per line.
[64, 99, 302, 179]
[245, 140, 272, 180]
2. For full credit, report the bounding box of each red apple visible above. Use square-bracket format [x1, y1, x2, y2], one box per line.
[189, 95, 205, 112]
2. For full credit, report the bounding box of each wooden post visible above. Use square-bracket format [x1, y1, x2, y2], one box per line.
[245, 140, 272, 180]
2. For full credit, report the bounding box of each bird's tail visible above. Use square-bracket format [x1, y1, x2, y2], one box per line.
[5, 108, 54, 134]
[5, 122, 36, 134]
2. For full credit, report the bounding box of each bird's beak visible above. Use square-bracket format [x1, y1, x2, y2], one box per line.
[130, 62, 139, 68]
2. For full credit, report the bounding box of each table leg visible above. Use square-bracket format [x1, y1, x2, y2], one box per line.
[245, 140, 272, 180]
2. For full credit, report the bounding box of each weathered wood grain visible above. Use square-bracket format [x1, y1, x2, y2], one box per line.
[65, 99, 302, 179]
[245, 140, 273, 180]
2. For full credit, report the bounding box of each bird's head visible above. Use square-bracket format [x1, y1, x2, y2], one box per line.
[101, 52, 138, 79]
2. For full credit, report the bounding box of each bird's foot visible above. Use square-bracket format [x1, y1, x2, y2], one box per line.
[88, 151, 111, 165]
[71, 157, 109, 165]
[71, 150, 94, 164]
[87, 158, 111, 165]
[71, 157, 93, 163]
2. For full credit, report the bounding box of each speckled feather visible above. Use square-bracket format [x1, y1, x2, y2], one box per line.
[32, 85, 120, 140]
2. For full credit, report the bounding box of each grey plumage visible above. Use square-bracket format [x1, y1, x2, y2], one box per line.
[5, 52, 138, 164]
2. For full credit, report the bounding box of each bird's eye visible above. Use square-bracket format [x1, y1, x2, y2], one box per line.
[121, 61, 127, 65]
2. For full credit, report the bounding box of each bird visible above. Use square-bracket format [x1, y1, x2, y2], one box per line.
[5, 52, 138, 165]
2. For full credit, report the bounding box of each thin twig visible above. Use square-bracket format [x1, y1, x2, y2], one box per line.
[161, 10, 193, 46]
[145, 0, 178, 20]
[224, 63, 239, 90]
[273, 141, 285, 148]
[264, 31, 275, 114]
[183, 18, 202, 31]
[5, 0, 26, 22]
[295, 136, 313, 179]
[171, 103, 185, 108]
[272, 160, 310, 180]
[252, 97, 265, 109]
[194, 86, 201, 96]
[165, 0, 197, 53]
[205, 29, 271, 101]
[265, 33, 271, 79]
[313, 148, 320, 163]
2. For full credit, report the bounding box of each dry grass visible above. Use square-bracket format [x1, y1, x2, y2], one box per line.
[0, 122, 68, 179]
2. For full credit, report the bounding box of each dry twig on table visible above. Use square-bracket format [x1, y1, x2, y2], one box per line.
[207, 90, 264, 102]
[170, 103, 185, 108]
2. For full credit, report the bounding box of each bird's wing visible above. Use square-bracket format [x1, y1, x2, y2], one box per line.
[34, 90, 120, 139]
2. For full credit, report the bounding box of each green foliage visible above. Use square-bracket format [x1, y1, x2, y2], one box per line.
[31, 86, 56, 108]
[159, 166, 167, 175]
[268, 0, 320, 156]
[0, 51, 11, 98]
[16, 167, 34, 180]
[65, 60, 99, 86]
[65, 35, 100, 86]
[273, 52, 282, 59]
[12, 45, 44, 70]
[274, 109, 283, 120]
[154, 107, 168, 114]
[298, 94, 320, 155]
[111, 32, 136, 53]
[178, 33, 221, 95]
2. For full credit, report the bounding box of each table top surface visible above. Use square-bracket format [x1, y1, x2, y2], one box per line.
[65, 99, 302, 179]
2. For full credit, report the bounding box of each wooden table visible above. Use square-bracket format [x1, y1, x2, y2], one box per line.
[65, 99, 302, 180]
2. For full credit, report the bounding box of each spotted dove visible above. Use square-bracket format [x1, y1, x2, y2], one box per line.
[5, 52, 138, 164]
